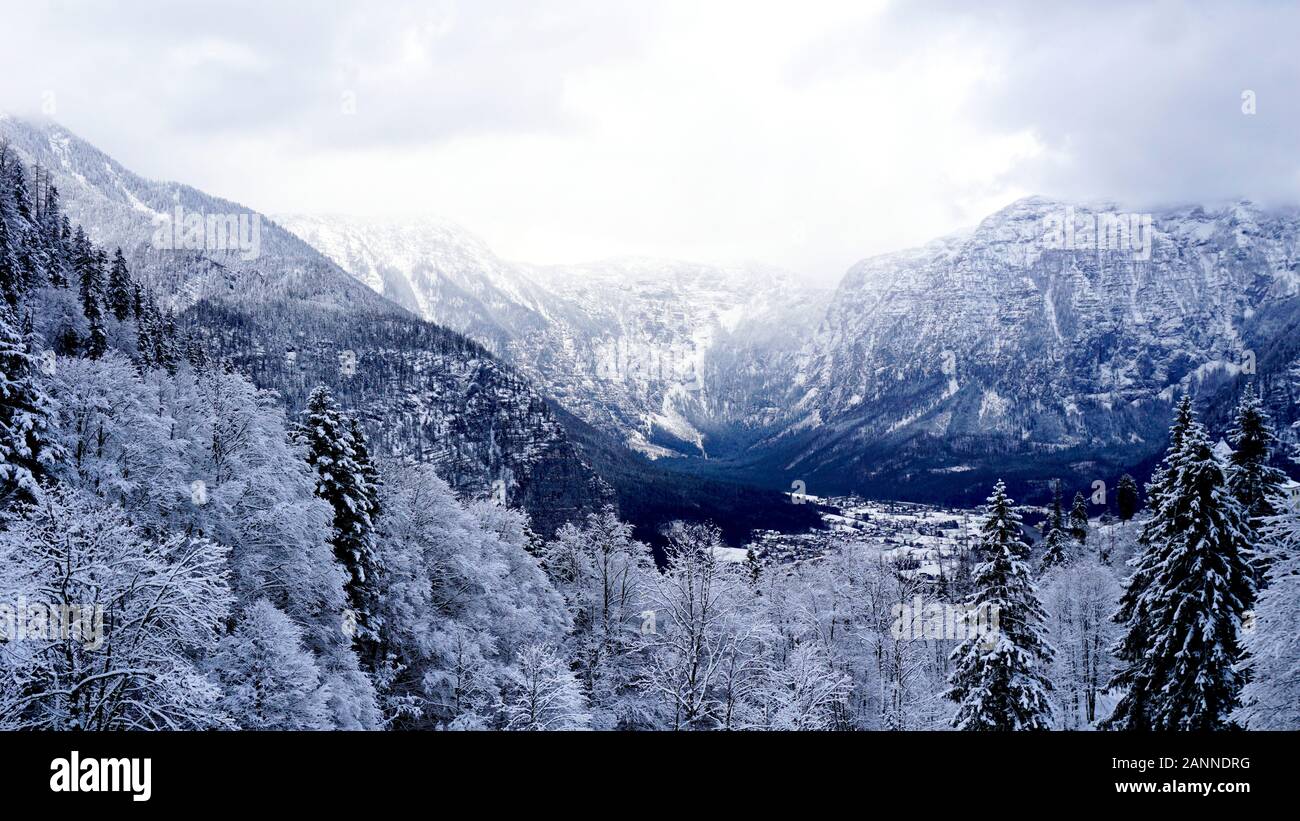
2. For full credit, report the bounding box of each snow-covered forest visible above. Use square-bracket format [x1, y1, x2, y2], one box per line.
[1, 134, 1298, 731]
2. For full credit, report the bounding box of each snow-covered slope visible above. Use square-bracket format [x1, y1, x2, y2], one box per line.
[275, 214, 556, 351]
[772, 196, 1300, 500]
[0, 116, 613, 535]
[277, 193, 1300, 504]
[280, 215, 830, 458]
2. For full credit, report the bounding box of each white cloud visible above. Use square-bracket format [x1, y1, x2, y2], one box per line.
[1, 0, 1296, 283]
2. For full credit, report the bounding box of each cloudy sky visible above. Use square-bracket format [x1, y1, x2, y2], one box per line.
[2, 0, 1297, 281]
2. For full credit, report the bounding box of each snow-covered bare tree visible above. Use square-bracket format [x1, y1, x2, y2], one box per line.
[499, 643, 591, 730]
[213, 600, 330, 730]
[1235, 444, 1300, 729]
[0, 485, 232, 730]
[639, 521, 751, 729]
[541, 507, 655, 728]
[1041, 560, 1121, 728]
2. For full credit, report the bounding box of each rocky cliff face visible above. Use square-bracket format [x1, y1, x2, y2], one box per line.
[775, 196, 1300, 500]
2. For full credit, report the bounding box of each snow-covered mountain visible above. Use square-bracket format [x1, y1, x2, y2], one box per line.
[770, 196, 1300, 501]
[283, 198, 1300, 505]
[275, 214, 556, 351]
[278, 214, 830, 459]
[0, 116, 612, 535]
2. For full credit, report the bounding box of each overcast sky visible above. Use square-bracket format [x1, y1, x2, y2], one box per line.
[2, 0, 1298, 282]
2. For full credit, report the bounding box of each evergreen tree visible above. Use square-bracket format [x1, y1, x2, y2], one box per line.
[1144, 394, 1195, 512]
[1105, 411, 1256, 730]
[131, 281, 145, 321]
[348, 416, 381, 522]
[72, 227, 97, 308]
[1068, 491, 1089, 543]
[1115, 474, 1139, 522]
[107, 248, 133, 322]
[293, 386, 383, 666]
[1047, 479, 1065, 534]
[1226, 384, 1287, 586]
[0, 306, 62, 506]
[1039, 526, 1072, 572]
[49, 216, 72, 288]
[945, 480, 1054, 730]
[185, 332, 208, 370]
[135, 294, 156, 367]
[83, 294, 107, 360]
[157, 310, 180, 373]
[0, 217, 20, 308]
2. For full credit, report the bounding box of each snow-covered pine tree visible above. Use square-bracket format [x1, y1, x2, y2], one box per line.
[0, 306, 62, 507]
[1069, 491, 1089, 544]
[75, 243, 107, 359]
[293, 386, 383, 664]
[1038, 480, 1070, 570]
[1047, 479, 1064, 534]
[348, 415, 381, 522]
[1115, 473, 1139, 522]
[106, 247, 133, 322]
[1144, 394, 1195, 512]
[1039, 526, 1072, 572]
[1225, 384, 1288, 587]
[157, 310, 180, 373]
[1105, 413, 1256, 730]
[0, 216, 20, 308]
[945, 480, 1054, 730]
[135, 294, 156, 367]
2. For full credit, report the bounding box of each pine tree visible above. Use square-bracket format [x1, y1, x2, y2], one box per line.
[1225, 384, 1287, 587]
[135, 294, 156, 367]
[49, 216, 71, 288]
[72, 227, 98, 310]
[945, 480, 1054, 730]
[0, 217, 20, 308]
[1047, 479, 1065, 534]
[1068, 491, 1089, 543]
[83, 294, 107, 360]
[348, 416, 381, 522]
[293, 386, 383, 666]
[185, 332, 208, 370]
[131, 281, 145, 321]
[107, 248, 133, 322]
[1105, 411, 1256, 730]
[1115, 474, 1139, 522]
[1039, 526, 1072, 572]
[0, 306, 62, 507]
[157, 310, 180, 373]
[1144, 394, 1195, 512]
